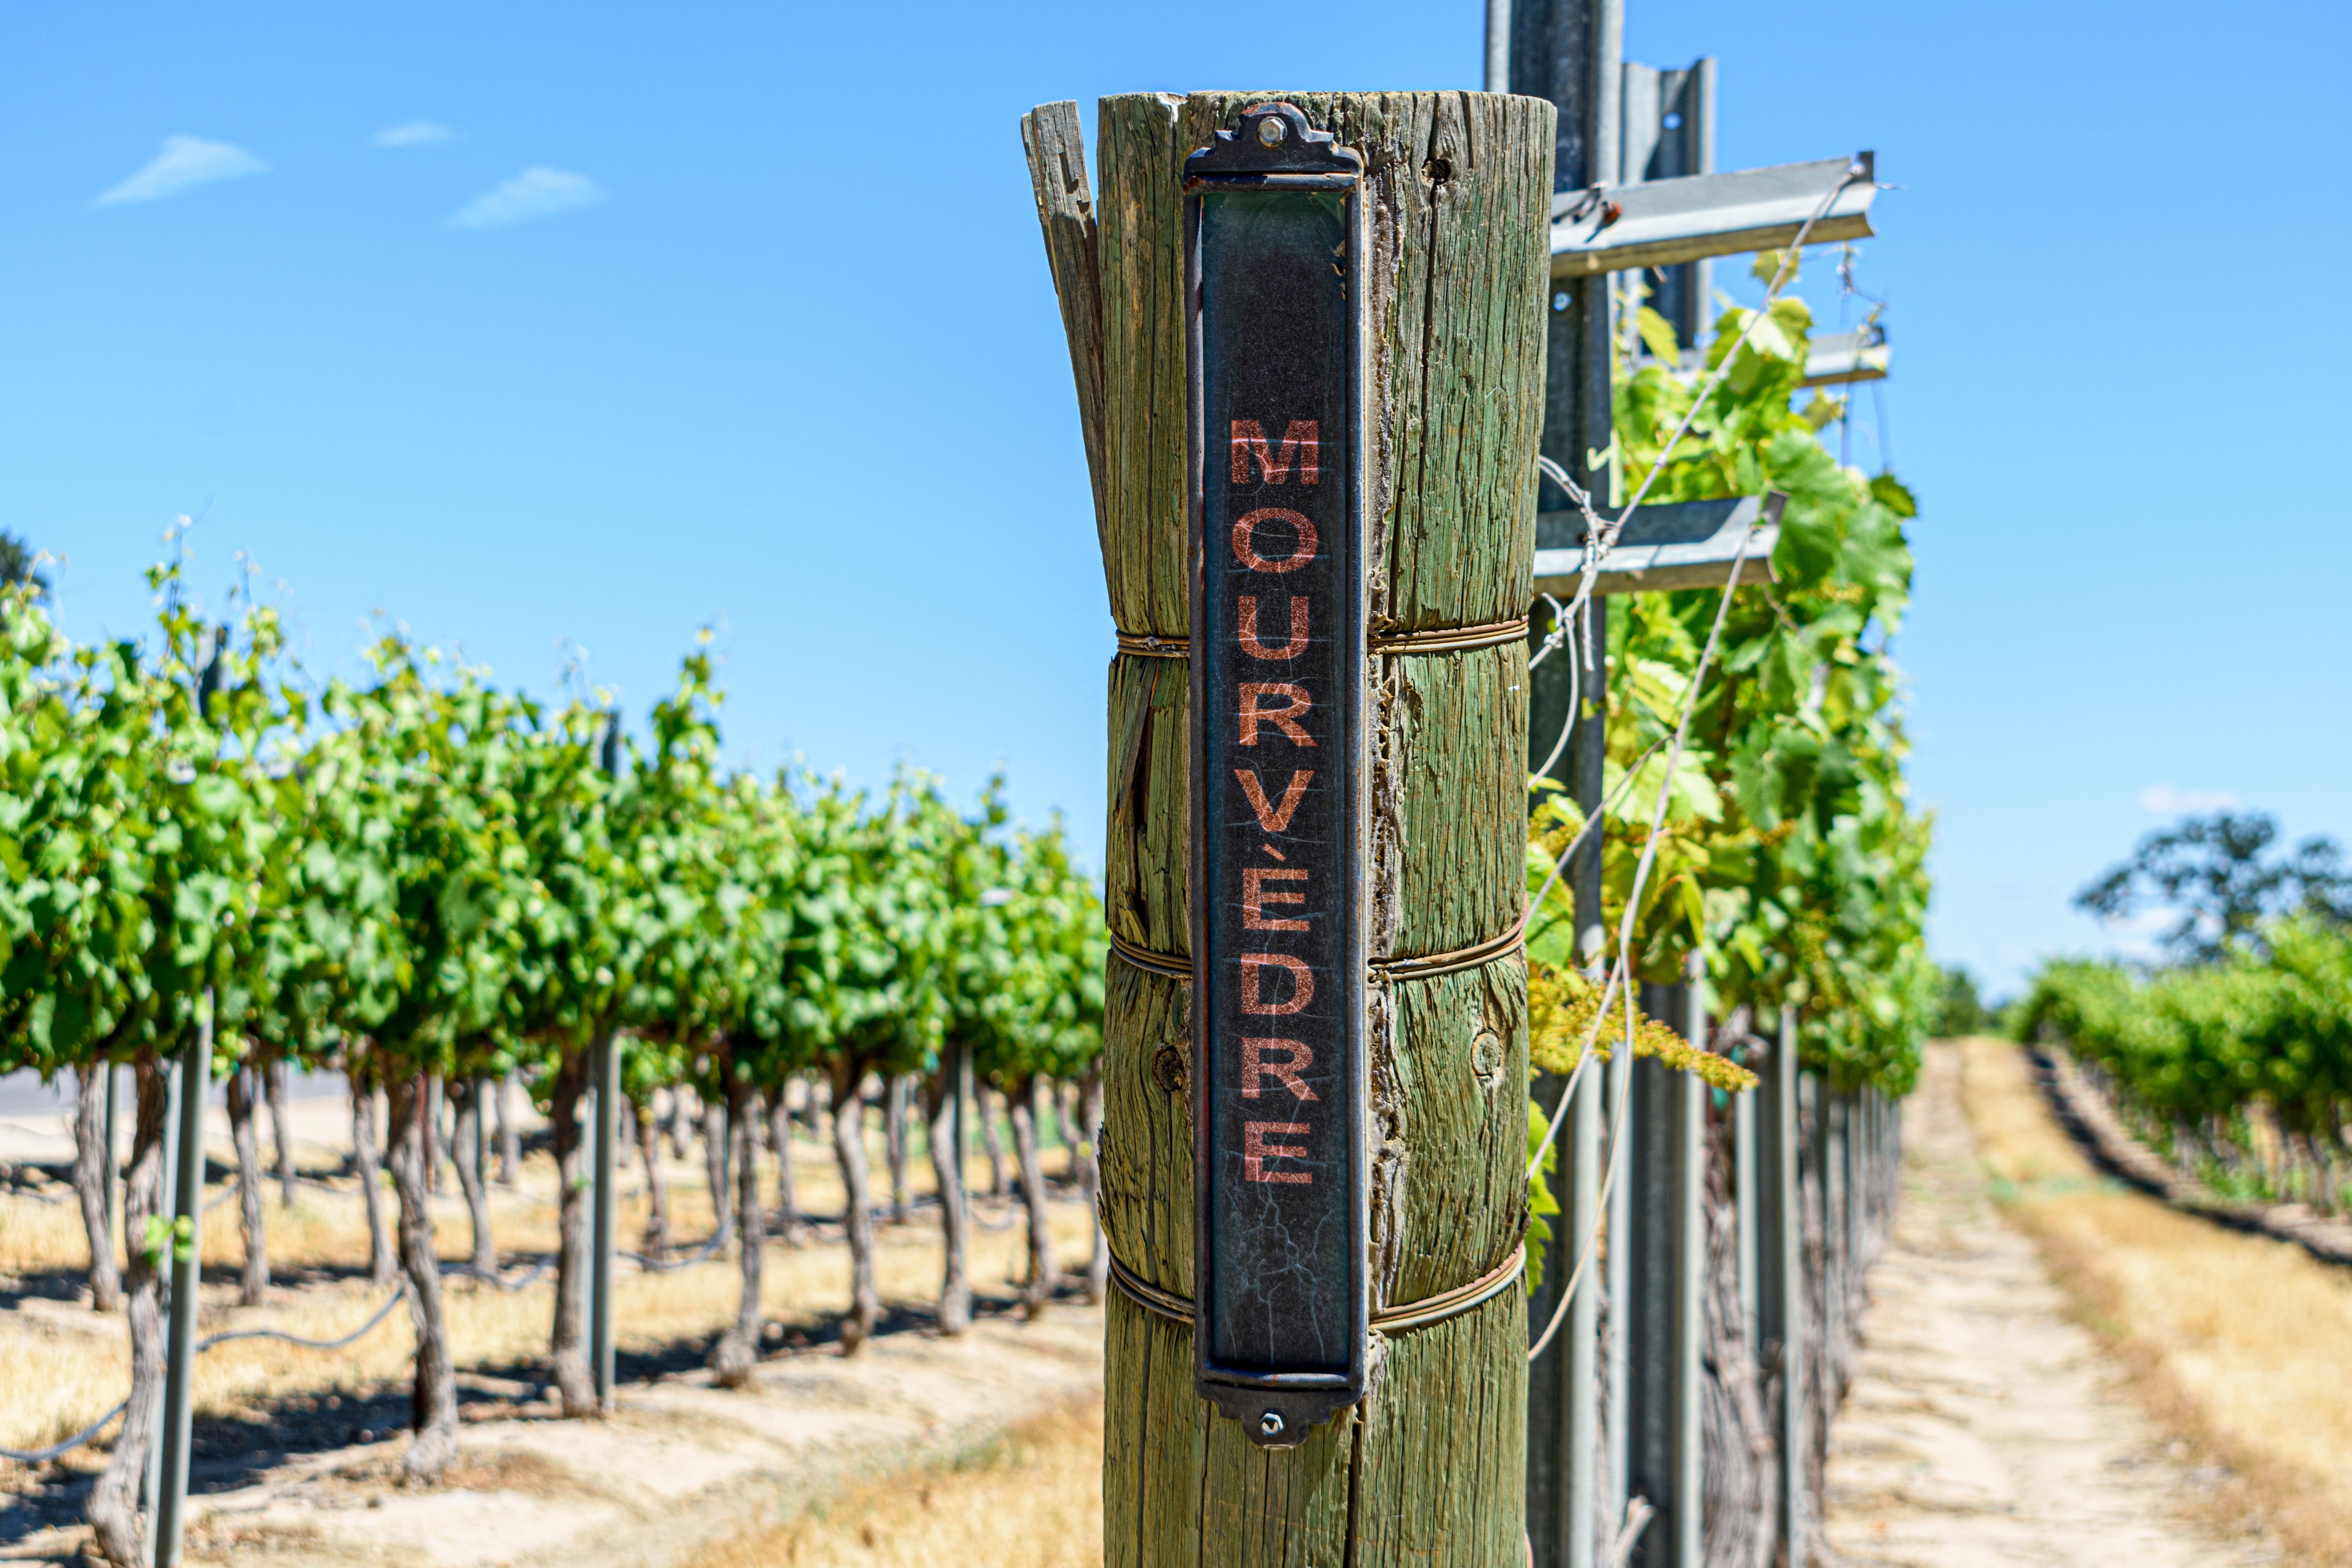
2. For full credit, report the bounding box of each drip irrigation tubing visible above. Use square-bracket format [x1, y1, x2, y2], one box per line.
[0, 1279, 411, 1465]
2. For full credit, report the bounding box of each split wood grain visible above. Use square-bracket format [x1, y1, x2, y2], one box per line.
[1020, 101, 1109, 566]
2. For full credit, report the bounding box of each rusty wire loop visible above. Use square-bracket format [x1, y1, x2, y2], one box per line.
[1110, 919, 1528, 984]
[1106, 1239, 1527, 1336]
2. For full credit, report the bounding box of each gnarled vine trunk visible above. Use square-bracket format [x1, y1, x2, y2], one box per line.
[227, 1062, 270, 1304]
[86, 1055, 167, 1567]
[385, 1073, 458, 1478]
[1008, 1073, 1056, 1316]
[547, 1046, 596, 1415]
[925, 1064, 971, 1333]
[71, 1062, 122, 1312]
[712, 1081, 767, 1387]
[829, 1060, 881, 1353]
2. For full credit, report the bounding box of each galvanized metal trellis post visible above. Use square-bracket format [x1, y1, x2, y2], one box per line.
[591, 1027, 617, 1409]
[1734, 1054, 1759, 1351]
[1676, 970, 1707, 1568]
[1514, 3, 1620, 1564]
[953, 1040, 972, 1239]
[154, 992, 214, 1568]
[592, 716, 622, 1412]
[1625, 977, 1702, 1568]
[1756, 1006, 1805, 1564]
[1617, 58, 1716, 356]
[144, 1049, 182, 1526]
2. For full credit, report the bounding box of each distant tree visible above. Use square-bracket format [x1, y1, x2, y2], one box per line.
[1932, 965, 1987, 1038]
[0, 531, 48, 596]
[2075, 811, 2349, 963]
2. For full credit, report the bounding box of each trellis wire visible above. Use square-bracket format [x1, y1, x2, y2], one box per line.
[1522, 732, 1670, 1182]
[1526, 1039, 1634, 1360]
[1525, 511, 1762, 1364]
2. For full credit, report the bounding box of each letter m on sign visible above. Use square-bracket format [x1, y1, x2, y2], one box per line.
[1230, 421, 1320, 486]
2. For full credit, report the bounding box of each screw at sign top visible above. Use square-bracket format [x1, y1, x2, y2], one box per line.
[1257, 117, 1287, 147]
[1259, 1411, 1285, 1437]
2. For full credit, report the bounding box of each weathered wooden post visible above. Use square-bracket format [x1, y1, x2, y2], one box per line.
[1026, 89, 1551, 1563]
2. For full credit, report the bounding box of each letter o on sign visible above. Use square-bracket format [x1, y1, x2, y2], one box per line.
[1231, 509, 1320, 574]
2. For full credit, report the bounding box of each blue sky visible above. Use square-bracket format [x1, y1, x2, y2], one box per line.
[2, 1, 2344, 995]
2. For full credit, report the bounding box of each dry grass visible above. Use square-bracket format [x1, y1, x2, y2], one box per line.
[1960, 1036, 2352, 1565]
[0, 1124, 1097, 1456]
[688, 1398, 1104, 1568]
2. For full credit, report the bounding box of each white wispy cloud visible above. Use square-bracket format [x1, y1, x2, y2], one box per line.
[97, 135, 267, 206]
[448, 166, 606, 229]
[2136, 783, 2241, 816]
[373, 120, 457, 149]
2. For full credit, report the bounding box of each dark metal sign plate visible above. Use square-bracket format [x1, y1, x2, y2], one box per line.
[1185, 101, 1368, 1449]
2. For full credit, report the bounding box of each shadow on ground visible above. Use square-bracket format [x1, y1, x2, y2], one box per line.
[0, 1274, 1098, 1551]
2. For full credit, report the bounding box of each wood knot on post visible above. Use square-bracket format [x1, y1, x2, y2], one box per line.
[1470, 1026, 1506, 1090]
[1151, 1043, 1189, 1098]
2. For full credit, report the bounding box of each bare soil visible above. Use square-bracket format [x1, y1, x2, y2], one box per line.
[15, 1050, 2350, 1566]
[168, 1303, 1105, 1568]
[1822, 1043, 2280, 1566]
[0, 1078, 1106, 1567]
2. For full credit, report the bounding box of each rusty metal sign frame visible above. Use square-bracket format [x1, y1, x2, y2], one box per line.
[1184, 99, 1370, 1449]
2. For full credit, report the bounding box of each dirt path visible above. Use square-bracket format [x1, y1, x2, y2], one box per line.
[1821, 1044, 2264, 1567]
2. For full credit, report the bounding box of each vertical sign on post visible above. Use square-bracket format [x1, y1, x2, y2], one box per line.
[1186, 100, 1368, 1449]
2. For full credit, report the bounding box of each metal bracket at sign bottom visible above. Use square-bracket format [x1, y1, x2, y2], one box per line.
[1199, 1374, 1359, 1451]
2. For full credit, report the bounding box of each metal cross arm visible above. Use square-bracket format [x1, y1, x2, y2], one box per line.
[1532, 495, 1782, 598]
[1549, 153, 1876, 277]
[1801, 324, 1889, 387]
